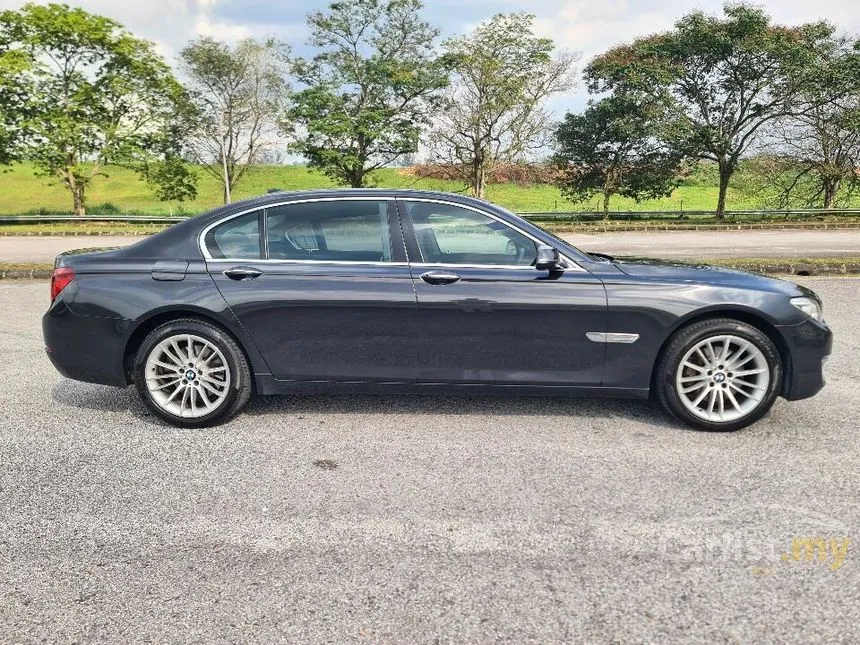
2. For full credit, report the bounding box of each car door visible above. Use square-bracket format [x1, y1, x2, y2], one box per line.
[204, 198, 419, 382]
[399, 199, 607, 386]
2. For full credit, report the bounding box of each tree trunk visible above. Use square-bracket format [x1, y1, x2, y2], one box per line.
[716, 161, 731, 220]
[823, 178, 840, 209]
[602, 191, 610, 220]
[71, 181, 85, 216]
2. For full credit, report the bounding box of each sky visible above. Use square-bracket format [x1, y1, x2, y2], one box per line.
[2, 0, 859, 115]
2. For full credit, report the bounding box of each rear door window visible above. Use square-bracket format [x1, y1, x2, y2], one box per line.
[204, 211, 262, 259]
[266, 200, 392, 263]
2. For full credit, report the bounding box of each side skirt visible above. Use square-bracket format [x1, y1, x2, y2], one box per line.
[253, 374, 649, 400]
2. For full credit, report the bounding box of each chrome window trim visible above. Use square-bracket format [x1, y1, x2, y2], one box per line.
[410, 262, 539, 271]
[399, 197, 585, 272]
[197, 194, 586, 272]
[198, 196, 397, 260]
[204, 258, 409, 268]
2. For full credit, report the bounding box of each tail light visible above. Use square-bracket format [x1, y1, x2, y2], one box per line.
[50, 267, 75, 303]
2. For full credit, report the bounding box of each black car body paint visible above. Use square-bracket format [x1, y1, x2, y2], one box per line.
[43, 189, 832, 407]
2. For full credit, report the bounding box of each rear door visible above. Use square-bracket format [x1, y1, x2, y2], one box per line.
[204, 198, 419, 382]
[399, 199, 607, 386]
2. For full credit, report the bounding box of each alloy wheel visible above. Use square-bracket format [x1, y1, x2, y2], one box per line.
[675, 334, 770, 423]
[144, 333, 231, 418]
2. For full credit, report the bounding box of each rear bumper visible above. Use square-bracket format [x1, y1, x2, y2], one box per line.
[42, 300, 129, 387]
[776, 317, 832, 401]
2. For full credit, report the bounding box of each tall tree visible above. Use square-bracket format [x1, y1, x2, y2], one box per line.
[0, 3, 194, 215]
[759, 35, 860, 208]
[288, 0, 450, 188]
[180, 37, 290, 204]
[554, 95, 685, 217]
[430, 13, 576, 199]
[586, 3, 832, 218]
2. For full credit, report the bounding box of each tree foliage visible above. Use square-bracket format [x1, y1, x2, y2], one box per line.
[288, 0, 450, 188]
[754, 35, 860, 208]
[554, 95, 685, 216]
[0, 2, 194, 214]
[180, 37, 290, 203]
[430, 12, 576, 199]
[586, 3, 833, 217]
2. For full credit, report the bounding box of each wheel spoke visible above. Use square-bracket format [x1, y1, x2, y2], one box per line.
[681, 381, 707, 394]
[706, 389, 717, 415]
[199, 378, 225, 397]
[733, 368, 766, 377]
[150, 377, 182, 391]
[724, 387, 742, 412]
[197, 385, 211, 408]
[682, 361, 708, 374]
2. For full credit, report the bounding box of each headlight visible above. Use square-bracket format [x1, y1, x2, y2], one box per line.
[790, 296, 823, 322]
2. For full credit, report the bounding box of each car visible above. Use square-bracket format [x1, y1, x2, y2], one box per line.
[43, 189, 832, 431]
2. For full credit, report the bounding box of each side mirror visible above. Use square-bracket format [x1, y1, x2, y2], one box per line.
[535, 245, 562, 271]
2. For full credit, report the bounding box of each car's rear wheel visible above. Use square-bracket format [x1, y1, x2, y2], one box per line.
[655, 318, 783, 431]
[133, 319, 252, 427]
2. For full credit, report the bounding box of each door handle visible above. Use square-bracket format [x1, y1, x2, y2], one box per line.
[223, 266, 263, 281]
[420, 271, 460, 285]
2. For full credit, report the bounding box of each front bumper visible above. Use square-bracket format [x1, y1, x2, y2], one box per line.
[42, 300, 129, 387]
[776, 317, 832, 401]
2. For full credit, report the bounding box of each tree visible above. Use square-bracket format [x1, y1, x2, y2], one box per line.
[757, 35, 860, 208]
[429, 13, 576, 199]
[586, 3, 832, 218]
[554, 95, 685, 217]
[0, 3, 194, 215]
[180, 37, 289, 204]
[288, 0, 450, 188]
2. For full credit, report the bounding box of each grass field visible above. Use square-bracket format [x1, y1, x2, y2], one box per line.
[0, 162, 769, 215]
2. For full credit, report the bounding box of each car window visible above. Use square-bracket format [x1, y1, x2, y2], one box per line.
[266, 200, 392, 262]
[204, 211, 262, 259]
[405, 201, 537, 266]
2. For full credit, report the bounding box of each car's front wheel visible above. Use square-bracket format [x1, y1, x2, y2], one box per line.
[133, 319, 252, 427]
[656, 318, 783, 431]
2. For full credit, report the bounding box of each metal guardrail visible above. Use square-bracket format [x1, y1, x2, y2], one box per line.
[1, 209, 860, 225]
[520, 209, 860, 221]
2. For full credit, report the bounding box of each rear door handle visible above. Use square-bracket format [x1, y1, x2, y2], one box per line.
[223, 266, 263, 281]
[420, 271, 460, 285]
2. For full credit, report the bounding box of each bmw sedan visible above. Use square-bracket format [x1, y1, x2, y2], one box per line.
[43, 190, 831, 431]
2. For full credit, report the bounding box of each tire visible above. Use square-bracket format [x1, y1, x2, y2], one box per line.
[133, 318, 252, 428]
[655, 318, 783, 432]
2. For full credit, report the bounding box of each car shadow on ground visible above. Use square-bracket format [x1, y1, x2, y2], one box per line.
[51, 379, 682, 430]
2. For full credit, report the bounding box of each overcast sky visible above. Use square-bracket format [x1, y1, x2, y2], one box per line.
[3, 0, 859, 114]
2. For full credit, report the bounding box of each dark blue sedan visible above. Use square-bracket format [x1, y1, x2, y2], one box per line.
[43, 190, 831, 430]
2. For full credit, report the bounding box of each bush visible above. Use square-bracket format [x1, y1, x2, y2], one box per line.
[402, 163, 561, 185]
[87, 201, 122, 215]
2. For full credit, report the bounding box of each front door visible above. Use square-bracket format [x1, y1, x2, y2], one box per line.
[205, 199, 418, 382]
[400, 199, 607, 386]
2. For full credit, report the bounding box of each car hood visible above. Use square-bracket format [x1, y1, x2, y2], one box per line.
[604, 255, 811, 298]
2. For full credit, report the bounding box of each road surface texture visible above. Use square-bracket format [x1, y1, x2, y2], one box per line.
[3, 229, 860, 263]
[0, 278, 857, 643]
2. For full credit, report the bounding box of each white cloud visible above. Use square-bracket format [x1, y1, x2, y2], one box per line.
[0, 0, 253, 61]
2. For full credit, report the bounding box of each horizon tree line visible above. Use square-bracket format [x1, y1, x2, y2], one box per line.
[0, 1, 857, 216]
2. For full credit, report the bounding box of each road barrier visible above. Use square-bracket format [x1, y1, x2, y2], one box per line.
[2, 208, 860, 226]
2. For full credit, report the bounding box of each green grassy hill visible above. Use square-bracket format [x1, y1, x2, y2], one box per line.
[0, 161, 774, 215]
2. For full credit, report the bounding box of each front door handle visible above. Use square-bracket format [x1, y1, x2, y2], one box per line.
[420, 271, 460, 285]
[223, 266, 263, 281]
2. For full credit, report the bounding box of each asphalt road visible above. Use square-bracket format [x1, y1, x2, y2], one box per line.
[1, 278, 858, 643]
[563, 228, 860, 258]
[3, 229, 860, 263]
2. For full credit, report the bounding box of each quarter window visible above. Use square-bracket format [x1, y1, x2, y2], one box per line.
[204, 211, 262, 259]
[266, 200, 392, 262]
[405, 202, 537, 266]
